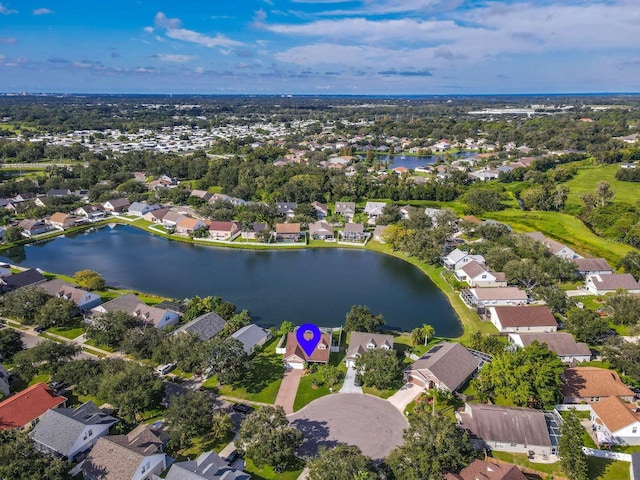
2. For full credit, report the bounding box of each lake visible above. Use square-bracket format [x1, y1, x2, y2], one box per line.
[0, 225, 462, 336]
[375, 151, 477, 169]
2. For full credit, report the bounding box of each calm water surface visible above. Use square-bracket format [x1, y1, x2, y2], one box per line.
[375, 151, 477, 169]
[0, 225, 462, 335]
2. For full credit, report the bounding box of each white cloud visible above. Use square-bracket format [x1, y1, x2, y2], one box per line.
[0, 3, 17, 14]
[33, 7, 53, 15]
[152, 53, 195, 63]
[154, 12, 182, 30]
[144, 26, 154, 33]
[153, 11, 244, 49]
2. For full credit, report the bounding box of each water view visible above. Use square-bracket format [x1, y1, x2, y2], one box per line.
[0, 224, 462, 336]
[375, 151, 478, 169]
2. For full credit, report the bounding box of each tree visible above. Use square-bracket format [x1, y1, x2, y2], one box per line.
[464, 188, 503, 214]
[12, 340, 80, 378]
[559, 410, 589, 480]
[165, 391, 213, 449]
[315, 364, 344, 389]
[4, 226, 23, 243]
[473, 341, 564, 409]
[533, 285, 570, 314]
[237, 405, 303, 468]
[564, 308, 611, 344]
[73, 269, 105, 290]
[36, 297, 79, 328]
[0, 430, 73, 480]
[469, 331, 505, 356]
[214, 300, 237, 321]
[279, 321, 295, 335]
[183, 295, 219, 322]
[204, 337, 249, 384]
[308, 444, 377, 480]
[219, 309, 251, 338]
[410, 328, 422, 346]
[0, 286, 50, 324]
[85, 311, 140, 349]
[421, 324, 435, 346]
[345, 305, 385, 333]
[355, 348, 401, 390]
[0, 328, 24, 360]
[595, 181, 615, 206]
[605, 292, 640, 326]
[503, 258, 548, 289]
[601, 336, 640, 382]
[619, 251, 640, 279]
[386, 411, 477, 480]
[211, 410, 234, 445]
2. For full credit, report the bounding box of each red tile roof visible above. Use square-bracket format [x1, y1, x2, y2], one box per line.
[0, 383, 66, 430]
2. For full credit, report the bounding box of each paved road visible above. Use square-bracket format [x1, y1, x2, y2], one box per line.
[288, 393, 407, 460]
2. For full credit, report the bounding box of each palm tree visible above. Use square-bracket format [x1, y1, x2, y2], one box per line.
[410, 328, 422, 346]
[421, 324, 435, 347]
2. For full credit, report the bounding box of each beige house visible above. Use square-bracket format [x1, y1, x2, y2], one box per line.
[488, 305, 558, 334]
[345, 332, 394, 368]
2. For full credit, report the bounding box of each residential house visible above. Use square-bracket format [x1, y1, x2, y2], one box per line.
[131, 302, 180, 329]
[0, 383, 66, 431]
[275, 223, 302, 242]
[444, 459, 527, 480]
[30, 401, 118, 462]
[468, 169, 500, 182]
[0, 363, 10, 398]
[488, 305, 557, 334]
[18, 219, 52, 237]
[0, 268, 47, 293]
[311, 201, 328, 220]
[102, 198, 130, 213]
[127, 202, 161, 217]
[275, 202, 297, 219]
[165, 451, 250, 480]
[174, 311, 226, 341]
[456, 403, 555, 459]
[160, 211, 184, 229]
[176, 216, 207, 235]
[283, 330, 331, 369]
[404, 342, 480, 392]
[442, 248, 486, 271]
[340, 223, 366, 242]
[231, 324, 272, 355]
[80, 424, 169, 480]
[345, 332, 394, 368]
[143, 207, 171, 224]
[308, 221, 334, 240]
[461, 287, 528, 309]
[76, 204, 105, 220]
[399, 205, 416, 220]
[189, 189, 213, 202]
[39, 279, 102, 311]
[91, 294, 141, 317]
[46, 188, 72, 197]
[525, 231, 577, 260]
[455, 261, 507, 288]
[334, 202, 356, 222]
[508, 332, 591, 363]
[241, 222, 268, 240]
[573, 257, 613, 277]
[48, 212, 79, 229]
[561, 367, 635, 404]
[209, 193, 247, 207]
[590, 396, 640, 446]
[586, 273, 640, 295]
[364, 201, 387, 225]
[208, 221, 240, 240]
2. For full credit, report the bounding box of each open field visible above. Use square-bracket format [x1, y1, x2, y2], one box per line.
[563, 163, 640, 209]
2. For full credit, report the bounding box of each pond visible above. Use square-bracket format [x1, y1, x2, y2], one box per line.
[375, 151, 477, 169]
[0, 225, 462, 335]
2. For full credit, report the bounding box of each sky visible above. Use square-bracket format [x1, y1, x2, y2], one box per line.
[0, 0, 638, 95]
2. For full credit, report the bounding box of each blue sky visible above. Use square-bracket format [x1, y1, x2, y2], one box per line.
[0, 0, 638, 94]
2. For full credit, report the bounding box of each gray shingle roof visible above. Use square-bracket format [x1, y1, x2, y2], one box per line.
[0, 269, 46, 293]
[231, 324, 270, 354]
[346, 332, 394, 360]
[98, 294, 141, 314]
[406, 342, 480, 392]
[165, 451, 250, 480]
[174, 311, 226, 341]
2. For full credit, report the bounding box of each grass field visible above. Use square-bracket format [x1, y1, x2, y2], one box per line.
[48, 324, 85, 339]
[483, 209, 635, 265]
[563, 163, 640, 209]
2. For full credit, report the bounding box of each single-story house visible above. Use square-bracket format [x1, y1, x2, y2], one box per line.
[456, 403, 555, 460]
[39, 278, 102, 311]
[0, 383, 66, 431]
[311, 201, 328, 220]
[231, 324, 272, 355]
[176, 216, 207, 235]
[573, 257, 613, 277]
[274, 223, 302, 242]
[403, 342, 480, 392]
[174, 311, 226, 341]
[283, 330, 331, 369]
[275, 202, 297, 219]
[131, 302, 180, 329]
[399, 205, 416, 220]
[586, 273, 640, 295]
[46, 188, 72, 197]
[340, 223, 366, 242]
[442, 248, 486, 270]
[101, 198, 130, 213]
[160, 210, 184, 228]
[91, 294, 141, 317]
[526, 231, 577, 260]
[488, 305, 558, 334]
[0, 268, 47, 294]
[364, 201, 387, 224]
[308, 221, 335, 240]
[561, 367, 635, 404]
[508, 332, 591, 363]
[127, 202, 161, 217]
[48, 212, 78, 229]
[143, 207, 172, 224]
[76, 204, 105, 220]
[208, 221, 240, 240]
[461, 287, 528, 309]
[79, 424, 169, 480]
[455, 261, 507, 288]
[18, 219, 52, 237]
[590, 396, 640, 446]
[165, 451, 250, 480]
[334, 201, 356, 222]
[444, 459, 527, 480]
[30, 401, 118, 462]
[345, 332, 394, 368]
[241, 222, 268, 240]
[189, 189, 213, 202]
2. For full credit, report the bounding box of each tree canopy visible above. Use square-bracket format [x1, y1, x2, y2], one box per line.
[559, 410, 589, 480]
[355, 348, 401, 390]
[307, 444, 377, 480]
[204, 336, 249, 384]
[345, 305, 385, 333]
[165, 391, 214, 449]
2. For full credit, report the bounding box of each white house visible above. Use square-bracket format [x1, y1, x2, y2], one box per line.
[131, 303, 180, 329]
[454, 261, 506, 288]
[442, 248, 486, 270]
[508, 332, 591, 363]
[461, 287, 528, 309]
[127, 202, 161, 217]
[364, 201, 387, 225]
[488, 305, 557, 334]
[591, 396, 640, 446]
[526, 231, 577, 259]
[586, 273, 640, 295]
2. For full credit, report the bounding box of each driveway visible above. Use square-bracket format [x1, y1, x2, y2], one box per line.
[339, 365, 363, 394]
[387, 382, 422, 413]
[288, 393, 407, 460]
[275, 368, 303, 414]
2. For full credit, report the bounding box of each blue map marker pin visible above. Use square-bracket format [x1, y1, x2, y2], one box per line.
[296, 323, 322, 357]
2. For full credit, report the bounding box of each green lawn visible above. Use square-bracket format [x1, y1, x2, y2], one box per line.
[293, 375, 333, 411]
[483, 209, 635, 265]
[563, 163, 640, 209]
[173, 430, 235, 462]
[83, 339, 115, 352]
[244, 458, 303, 480]
[48, 324, 85, 340]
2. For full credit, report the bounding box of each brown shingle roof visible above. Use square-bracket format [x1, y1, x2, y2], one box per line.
[346, 332, 394, 359]
[588, 273, 640, 291]
[472, 287, 528, 302]
[562, 367, 634, 399]
[514, 333, 590, 357]
[208, 221, 238, 232]
[573, 257, 612, 273]
[591, 396, 640, 433]
[445, 459, 527, 480]
[275, 223, 301, 234]
[283, 331, 331, 363]
[493, 305, 557, 328]
[460, 260, 490, 278]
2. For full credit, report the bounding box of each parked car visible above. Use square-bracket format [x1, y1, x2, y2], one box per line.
[49, 381, 67, 391]
[232, 403, 253, 414]
[156, 362, 177, 376]
[34, 325, 46, 333]
[226, 450, 241, 464]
